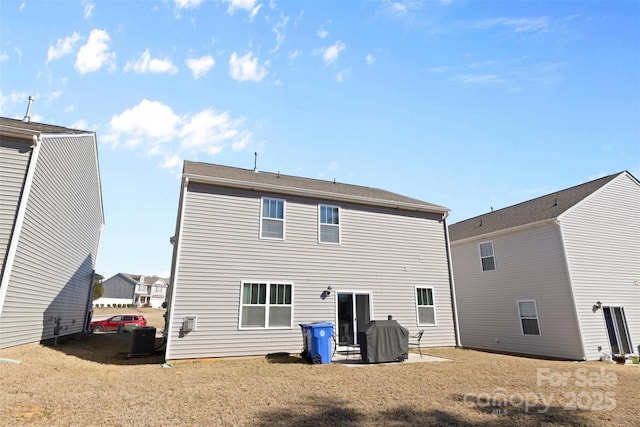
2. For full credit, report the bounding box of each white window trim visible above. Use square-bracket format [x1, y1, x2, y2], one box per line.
[259, 197, 286, 240]
[238, 281, 294, 330]
[517, 300, 541, 336]
[318, 204, 341, 245]
[479, 241, 496, 272]
[415, 286, 437, 327]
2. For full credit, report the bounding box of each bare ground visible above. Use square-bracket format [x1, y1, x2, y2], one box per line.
[1, 307, 638, 426]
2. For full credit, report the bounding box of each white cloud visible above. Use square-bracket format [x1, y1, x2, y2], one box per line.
[229, 51, 268, 82]
[288, 50, 301, 60]
[174, 0, 204, 9]
[226, 0, 261, 19]
[270, 14, 289, 53]
[474, 17, 550, 33]
[83, 2, 95, 18]
[75, 29, 116, 74]
[186, 55, 215, 79]
[124, 49, 178, 74]
[0, 52, 8, 62]
[108, 99, 180, 148]
[317, 26, 328, 39]
[366, 53, 376, 65]
[47, 32, 81, 63]
[336, 69, 350, 82]
[455, 74, 505, 85]
[47, 90, 63, 102]
[0, 91, 31, 117]
[180, 109, 251, 154]
[160, 154, 182, 169]
[19, 2, 25, 11]
[104, 100, 252, 164]
[70, 119, 89, 130]
[318, 41, 345, 65]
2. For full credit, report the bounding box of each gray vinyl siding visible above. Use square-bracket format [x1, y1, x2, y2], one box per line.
[0, 134, 103, 349]
[0, 138, 32, 274]
[101, 274, 136, 299]
[560, 174, 640, 360]
[452, 224, 584, 360]
[166, 183, 455, 359]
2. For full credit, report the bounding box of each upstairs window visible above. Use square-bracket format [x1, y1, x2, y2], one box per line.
[319, 204, 340, 244]
[240, 282, 292, 329]
[261, 198, 285, 240]
[479, 241, 496, 271]
[416, 287, 436, 326]
[518, 300, 541, 335]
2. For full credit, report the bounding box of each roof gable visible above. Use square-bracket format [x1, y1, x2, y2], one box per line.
[449, 171, 630, 242]
[183, 161, 448, 214]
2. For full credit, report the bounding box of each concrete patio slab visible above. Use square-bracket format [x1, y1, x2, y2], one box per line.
[332, 351, 449, 367]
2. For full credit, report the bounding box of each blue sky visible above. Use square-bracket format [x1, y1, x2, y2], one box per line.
[1, 0, 638, 279]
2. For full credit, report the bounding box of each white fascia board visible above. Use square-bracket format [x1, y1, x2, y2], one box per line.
[450, 218, 559, 246]
[184, 173, 450, 215]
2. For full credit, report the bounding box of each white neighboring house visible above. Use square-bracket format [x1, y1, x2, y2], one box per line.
[0, 116, 104, 351]
[449, 171, 639, 361]
[134, 276, 169, 309]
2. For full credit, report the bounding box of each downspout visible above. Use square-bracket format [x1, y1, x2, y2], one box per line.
[0, 135, 42, 317]
[442, 211, 461, 347]
[84, 271, 98, 332]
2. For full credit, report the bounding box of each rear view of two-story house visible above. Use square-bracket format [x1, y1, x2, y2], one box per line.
[449, 171, 639, 361]
[163, 161, 459, 360]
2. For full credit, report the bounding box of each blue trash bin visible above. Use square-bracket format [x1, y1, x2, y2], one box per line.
[306, 322, 334, 364]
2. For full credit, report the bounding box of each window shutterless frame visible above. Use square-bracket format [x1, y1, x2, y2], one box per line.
[239, 281, 293, 329]
[260, 197, 285, 240]
[318, 204, 341, 244]
[478, 241, 496, 271]
[517, 300, 541, 336]
[415, 286, 436, 326]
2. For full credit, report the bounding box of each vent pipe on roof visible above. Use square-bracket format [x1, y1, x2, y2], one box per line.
[23, 96, 35, 123]
[254, 152, 259, 173]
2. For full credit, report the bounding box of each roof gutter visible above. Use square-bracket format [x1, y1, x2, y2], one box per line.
[184, 173, 450, 215]
[450, 217, 558, 246]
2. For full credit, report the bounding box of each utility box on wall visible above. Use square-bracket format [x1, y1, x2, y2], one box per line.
[183, 316, 197, 333]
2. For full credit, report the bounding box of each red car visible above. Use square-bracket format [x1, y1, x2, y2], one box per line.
[90, 314, 147, 333]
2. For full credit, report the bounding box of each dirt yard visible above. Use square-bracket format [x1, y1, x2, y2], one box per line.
[1, 308, 638, 426]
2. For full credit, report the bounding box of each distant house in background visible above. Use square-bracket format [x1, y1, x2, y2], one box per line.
[0, 116, 104, 352]
[94, 273, 137, 307]
[134, 275, 169, 309]
[164, 161, 459, 361]
[449, 171, 639, 361]
[94, 273, 169, 308]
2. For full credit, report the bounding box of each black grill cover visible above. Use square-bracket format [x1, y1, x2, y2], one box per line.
[360, 320, 409, 363]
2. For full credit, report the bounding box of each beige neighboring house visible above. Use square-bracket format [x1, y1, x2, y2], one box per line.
[135, 275, 169, 309]
[449, 171, 639, 361]
[0, 116, 104, 351]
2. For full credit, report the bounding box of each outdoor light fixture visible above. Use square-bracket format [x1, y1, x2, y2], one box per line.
[593, 301, 602, 311]
[326, 286, 332, 296]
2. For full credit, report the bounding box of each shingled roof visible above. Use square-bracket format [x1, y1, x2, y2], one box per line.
[183, 160, 449, 214]
[0, 117, 90, 134]
[449, 171, 628, 242]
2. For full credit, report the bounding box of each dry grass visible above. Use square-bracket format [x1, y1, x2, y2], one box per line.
[1, 308, 638, 426]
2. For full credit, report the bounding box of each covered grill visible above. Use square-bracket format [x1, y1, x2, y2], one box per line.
[359, 319, 409, 363]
